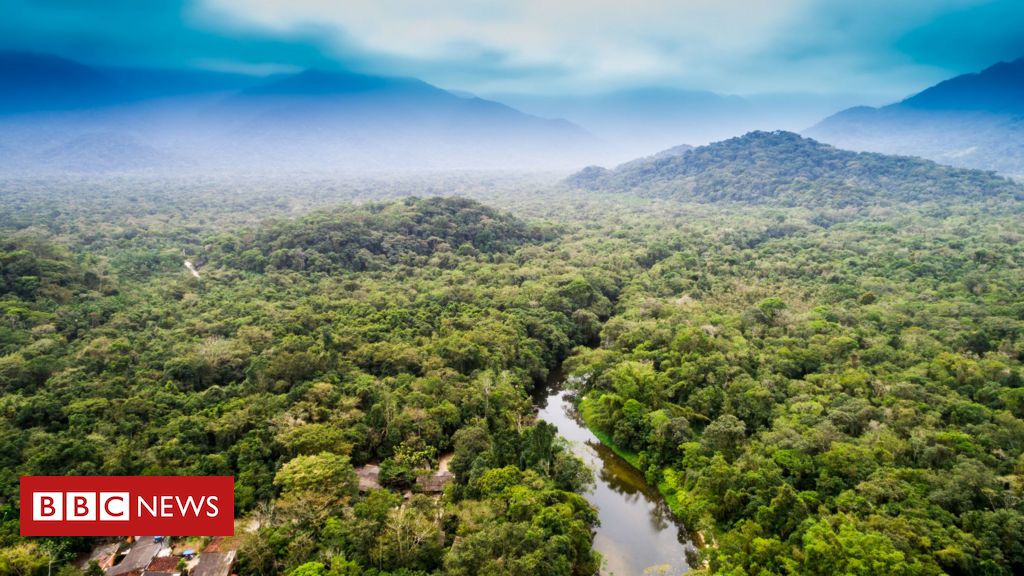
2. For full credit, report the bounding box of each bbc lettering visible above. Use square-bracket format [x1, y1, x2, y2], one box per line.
[33, 491, 130, 521]
[20, 476, 233, 536]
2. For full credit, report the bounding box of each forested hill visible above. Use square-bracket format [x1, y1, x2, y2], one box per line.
[213, 197, 549, 273]
[0, 191, 623, 575]
[566, 131, 1023, 207]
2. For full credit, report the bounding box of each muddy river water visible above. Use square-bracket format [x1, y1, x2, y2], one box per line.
[536, 388, 694, 575]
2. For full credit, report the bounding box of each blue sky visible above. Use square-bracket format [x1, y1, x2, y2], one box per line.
[3, 0, 1023, 99]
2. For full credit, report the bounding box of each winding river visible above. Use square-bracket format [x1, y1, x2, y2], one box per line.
[537, 387, 694, 576]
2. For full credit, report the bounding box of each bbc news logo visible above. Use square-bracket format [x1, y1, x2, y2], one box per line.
[33, 491, 131, 521]
[32, 491, 219, 522]
[20, 476, 234, 536]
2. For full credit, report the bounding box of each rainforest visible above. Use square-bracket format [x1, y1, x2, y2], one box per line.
[3, 3, 1024, 572]
[0, 132, 1022, 576]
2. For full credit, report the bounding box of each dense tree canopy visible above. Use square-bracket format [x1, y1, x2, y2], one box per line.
[0, 165, 1022, 575]
[569, 199, 1024, 575]
[0, 184, 625, 575]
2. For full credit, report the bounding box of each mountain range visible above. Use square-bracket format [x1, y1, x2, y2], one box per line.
[498, 88, 874, 158]
[4, 51, 1024, 177]
[566, 130, 1023, 207]
[807, 57, 1024, 178]
[0, 52, 604, 173]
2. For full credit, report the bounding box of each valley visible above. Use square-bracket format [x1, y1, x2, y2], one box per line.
[4, 4, 1024, 575]
[2, 131, 1023, 574]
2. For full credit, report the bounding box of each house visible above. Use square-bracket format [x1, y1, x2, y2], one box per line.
[191, 551, 236, 576]
[107, 538, 169, 576]
[415, 470, 454, 493]
[78, 543, 120, 572]
[140, 555, 180, 576]
[356, 463, 381, 491]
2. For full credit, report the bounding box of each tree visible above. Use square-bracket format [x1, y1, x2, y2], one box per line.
[379, 442, 434, 488]
[551, 449, 593, 493]
[700, 414, 746, 460]
[0, 543, 46, 576]
[288, 561, 326, 576]
[325, 555, 362, 576]
[274, 452, 358, 502]
[801, 517, 923, 576]
[450, 424, 492, 482]
[756, 297, 786, 323]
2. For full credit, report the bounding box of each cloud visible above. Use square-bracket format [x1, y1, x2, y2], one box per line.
[2, 0, 1023, 96]
[895, 0, 1024, 70]
[0, 0, 334, 72]
[196, 0, 809, 93]
[194, 0, 1022, 96]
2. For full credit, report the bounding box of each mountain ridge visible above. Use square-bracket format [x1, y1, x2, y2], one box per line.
[243, 68, 447, 98]
[807, 56, 1024, 177]
[900, 57, 1024, 112]
[0, 52, 605, 172]
[566, 130, 1022, 206]
[0, 51, 122, 113]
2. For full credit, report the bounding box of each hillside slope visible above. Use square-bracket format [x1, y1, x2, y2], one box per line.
[566, 131, 1022, 207]
[807, 58, 1024, 178]
[214, 197, 548, 273]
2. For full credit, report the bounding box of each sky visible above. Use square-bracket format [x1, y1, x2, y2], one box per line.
[2, 0, 1023, 99]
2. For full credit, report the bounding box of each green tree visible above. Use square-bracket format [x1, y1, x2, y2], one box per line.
[274, 452, 358, 501]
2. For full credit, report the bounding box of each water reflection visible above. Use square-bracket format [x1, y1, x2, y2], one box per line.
[537, 389, 693, 576]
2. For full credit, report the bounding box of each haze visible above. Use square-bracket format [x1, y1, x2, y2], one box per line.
[4, 0, 1024, 157]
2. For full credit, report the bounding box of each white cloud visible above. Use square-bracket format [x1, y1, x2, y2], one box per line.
[193, 0, 984, 95]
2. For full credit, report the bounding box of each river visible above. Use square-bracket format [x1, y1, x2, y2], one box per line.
[537, 387, 694, 576]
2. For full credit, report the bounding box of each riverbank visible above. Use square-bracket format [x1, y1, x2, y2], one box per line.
[577, 395, 642, 468]
[539, 389, 693, 575]
[577, 394, 712, 551]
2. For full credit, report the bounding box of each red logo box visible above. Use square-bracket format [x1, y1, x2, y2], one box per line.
[20, 476, 234, 536]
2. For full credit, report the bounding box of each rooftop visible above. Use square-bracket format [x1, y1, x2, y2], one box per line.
[356, 463, 382, 491]
[191, 551, 236, 576]
[107, 538, 169, 576]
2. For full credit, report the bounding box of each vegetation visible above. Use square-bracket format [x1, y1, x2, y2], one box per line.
[1, 143, 1023, 575]
[0, 187, 629, 575]
[567, 131, 1023, 207]
[568, 201, 1024, 574]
